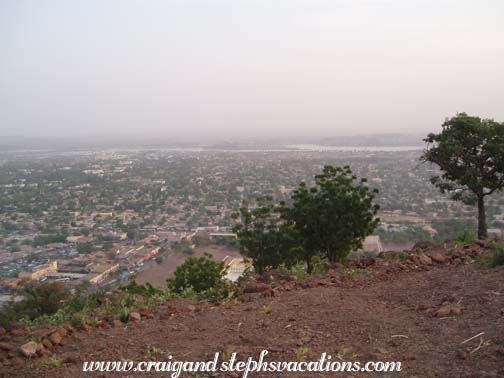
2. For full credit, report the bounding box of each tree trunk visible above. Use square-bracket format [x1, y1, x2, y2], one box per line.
[477, 195, 487, 239]
[306, 256, 313, 273]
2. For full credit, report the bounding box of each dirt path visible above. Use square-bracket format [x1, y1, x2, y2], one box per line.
[9, 263, 504, 378]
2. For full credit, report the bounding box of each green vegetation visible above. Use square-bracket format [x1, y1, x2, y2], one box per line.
[168, 253, 225, 293]
[0, 256, 236, 327]
[234, 165, 379, 273]
[422, 113, 504, 239]
[479, 245, 504, 268]
[295, 347, 311, 362]
[0, 281, 71, 326]
[259, 304, 273, 314]
[454, 229, 477, 246]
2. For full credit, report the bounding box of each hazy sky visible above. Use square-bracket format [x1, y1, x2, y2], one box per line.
[1, 0, 503, 139]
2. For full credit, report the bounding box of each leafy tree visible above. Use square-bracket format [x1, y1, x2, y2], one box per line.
[77, 241, 94, 254]
[233, 197, 298, 274]
[0, 281, 71, 325]
[168, 253, 226, 294]
[283, 165, 379, 270]
[422, 113, 504, 238]
[233, 166, 379, 273]
[126, 229, 137, 241]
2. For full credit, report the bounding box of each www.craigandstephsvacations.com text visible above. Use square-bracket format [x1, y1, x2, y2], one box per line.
[82, 350, 402, 377]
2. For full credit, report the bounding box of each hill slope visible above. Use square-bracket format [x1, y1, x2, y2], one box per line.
[2, 244, 504, 378]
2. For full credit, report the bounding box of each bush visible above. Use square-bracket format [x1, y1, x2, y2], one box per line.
[168, 253, 228, 296]
[488, 245, 504, 267]
[454, 229, 477, 246]
[0, 281, 71, 326]
[233, 166, 379, 273]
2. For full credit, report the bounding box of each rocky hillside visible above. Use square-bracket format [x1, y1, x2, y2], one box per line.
[1, 241, 504, 378]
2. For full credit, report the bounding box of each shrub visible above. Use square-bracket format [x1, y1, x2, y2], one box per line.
[487, 245, 504, 267]
[168, 253, 227, 295]
[0, 281, 71, 326]
[454, 229, 477, 246]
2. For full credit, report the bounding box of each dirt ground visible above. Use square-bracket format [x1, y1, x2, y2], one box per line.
[5, 259, 504, 378]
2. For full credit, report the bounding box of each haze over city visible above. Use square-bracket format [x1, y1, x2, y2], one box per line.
[1, 0, 503, 141]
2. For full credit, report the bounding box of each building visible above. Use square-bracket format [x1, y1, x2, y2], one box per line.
[18, 261, 58, 280]
[222, 257, 250, 282]
[87, 263, 120, 285]
[357, 235, 383, 255]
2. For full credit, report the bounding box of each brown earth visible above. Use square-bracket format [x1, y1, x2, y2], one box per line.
[2, 243, 504, 378]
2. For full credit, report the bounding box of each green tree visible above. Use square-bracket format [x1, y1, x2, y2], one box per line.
[0, 281, 71, 325]
[422, 113, 504, 239]
[168, 253, 226, 294]
[77, 241, 94, 254]
[233, 197, 298, 274]
[284, 165, 379, 270]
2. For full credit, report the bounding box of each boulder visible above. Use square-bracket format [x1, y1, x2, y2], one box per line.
[64, 324, 76, 334]
[35, 343, 44, 354]
[159, 308, 177, 320]
[417, 253, 432, 266]
[41, 338, 53, 349]
[428, 251, 449, 263]
[139, 309, 153, 318]
[129, 312, 141, 322]
[49, 332, 62, 345]
[19, 342, 38, 358]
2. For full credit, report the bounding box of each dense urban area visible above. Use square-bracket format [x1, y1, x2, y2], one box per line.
[1, 145, 503, 305]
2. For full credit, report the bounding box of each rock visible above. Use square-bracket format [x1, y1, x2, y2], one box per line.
[129, 312, 141, 321]
[49, 332, 62, 345]
[39, 348, 52, 357]
[159, 307, 177, 319]
[139, 309, 152, 318]
[65, 324, 76, 334]
[428, 251, 449, 263]
[19, 341, 38, 358]
[35, 343, 44, 354]
[0, 342, 14, 351]
[417, 253, 432, 265]
[42, 339, 53, 349]
[187, 305, 197, 312]
[398, 263, 408, 270]
[97, 320, 109, 328]
[435, 305, 452, 317]
[0, 327, 6, 337]
[58, 327, 68, 337]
